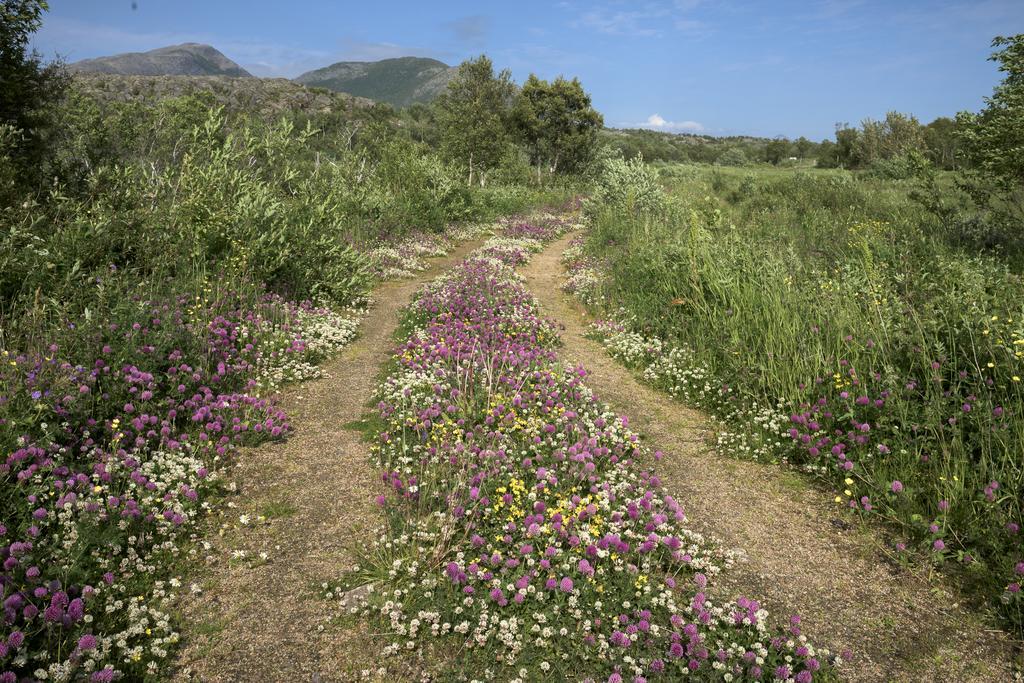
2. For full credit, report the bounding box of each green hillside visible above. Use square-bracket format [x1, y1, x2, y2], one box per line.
[294, 56, 455, 108]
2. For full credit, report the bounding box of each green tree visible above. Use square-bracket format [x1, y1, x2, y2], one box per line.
[954, 34, 1024, 252]
[855, 118, 885, 166]
[884, 112, 923, 157]
[845, 112, 924, 169]
[764, 136, 792, 165]
[815, 139, 838, 168]
[957, 34, 1024, 193]
[401, 101, 439, 146]
[0, 0, 67, 192]
[922, 116, 959, 170]
[833, 124, 859, 168]
[794, 136, 814, 158]
[513, 74, 603, 180]
[436, 55, 514, 186]
[716, 146, 748, 167]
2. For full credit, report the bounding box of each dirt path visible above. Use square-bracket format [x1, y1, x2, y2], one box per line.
[520, 232, 1020, 683]
[174, 239, 484, 682]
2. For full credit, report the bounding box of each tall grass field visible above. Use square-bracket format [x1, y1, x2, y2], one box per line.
[575, 161, 1023, 636]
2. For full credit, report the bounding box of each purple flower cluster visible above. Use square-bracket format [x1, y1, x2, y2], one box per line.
[0, 286, 362, 679]
[786, 356, 1023, 629]
[365, 231, 455, 279]
[502, 220, 564, 241]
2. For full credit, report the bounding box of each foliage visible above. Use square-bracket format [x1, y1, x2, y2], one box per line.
[716, 146, 749, 167]
[0, 0, 68, 198]
[855, 112, 925, 167]
[815, 140, 839, 169]
[436, 55, 516, 187]
[588, 154, 666, 216]
[513, 74, 603, 179]
[578, 163, 1024, 637]
[599, 127, 813, 166]
[957, 34, 1024, 193]
[866, 149, 932, 180]
[953, 34, 1024, 256]
[71, 71, 373, 122]
[763, 137, 793, 165]
[922, 117, 960, 170]
[826, 113, 960, 173]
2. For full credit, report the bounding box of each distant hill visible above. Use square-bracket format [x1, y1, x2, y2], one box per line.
[72, 73, 374, 118]
[70, 43, 252, 78]
[294, 56, 455, 108]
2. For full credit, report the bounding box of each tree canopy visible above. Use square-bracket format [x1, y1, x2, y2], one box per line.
[956, 34, 1024, 193]
[0, 0, 67, 192]
[435, 55, 515, 187]
[513, 74, 603, 178]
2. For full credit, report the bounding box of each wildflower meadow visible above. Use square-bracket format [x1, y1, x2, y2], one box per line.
[333, 215, 838, 681]
[3, 3, 1023, 678]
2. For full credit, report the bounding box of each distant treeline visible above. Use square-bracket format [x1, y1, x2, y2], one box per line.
[600, 128, 819, 166]
[602, 113, 962, 173]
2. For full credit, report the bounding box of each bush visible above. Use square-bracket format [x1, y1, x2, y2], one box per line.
[715, 146, 749, 167]
[867, 149, 932, 180]
[362, 137, 474, 231]
[588, 154, 666, 215]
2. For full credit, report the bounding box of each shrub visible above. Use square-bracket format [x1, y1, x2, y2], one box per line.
[588, 155, 666, 216]
[715, 147, 749, 167]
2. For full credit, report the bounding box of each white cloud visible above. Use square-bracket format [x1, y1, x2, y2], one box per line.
[568, 1, 709, 38]
[575, 8, 663, 37]
[639, 113, 705, 132]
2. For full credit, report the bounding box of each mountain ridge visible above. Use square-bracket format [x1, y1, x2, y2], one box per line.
[71, 73, 375, 117]
[70, 45, 457, 109]
[70, 43, 252, 78]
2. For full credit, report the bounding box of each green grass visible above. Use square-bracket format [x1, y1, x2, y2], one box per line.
[583, 162, 1024, 636]
[260, 500, 299, 519]
[343, 414, 385, 441]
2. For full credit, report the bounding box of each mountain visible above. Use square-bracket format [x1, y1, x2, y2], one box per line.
[71, 73, 374, 118]
[70, 43, 252, 78]
[294, 57, 455, 108]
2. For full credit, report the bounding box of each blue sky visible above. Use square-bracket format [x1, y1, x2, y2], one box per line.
[32, 0, 1024, 140]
